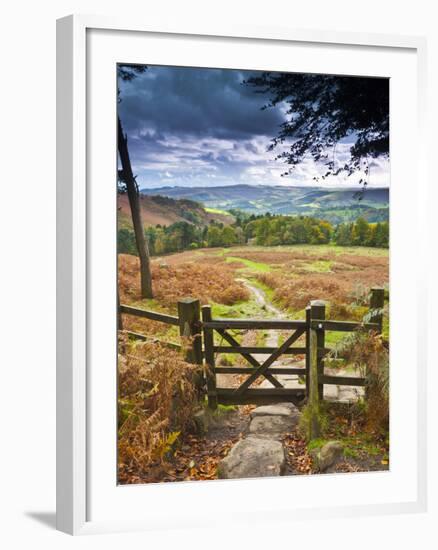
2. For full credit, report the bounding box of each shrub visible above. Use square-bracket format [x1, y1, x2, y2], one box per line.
[330, 330, 389, 432]
[255, 251, 388, 319]
[118, 337, 202, 482]
[118, 254, 250, 308]
[257, 272, 346, 313]
[118, 228, 137, 255]
[349, 282, 370, 306]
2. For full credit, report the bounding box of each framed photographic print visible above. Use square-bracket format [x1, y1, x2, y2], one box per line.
[57, 15, 427, 535]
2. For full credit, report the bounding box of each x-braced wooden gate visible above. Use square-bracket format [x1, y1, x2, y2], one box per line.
[200, 288, 384, 410]
[120, 289, 385, 411]
[202, 306, 309, 408]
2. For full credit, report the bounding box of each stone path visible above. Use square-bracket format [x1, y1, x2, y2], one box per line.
[218, 402, 300, 479]
[216, 279, 364, 479]
[217, 402, 346, 478]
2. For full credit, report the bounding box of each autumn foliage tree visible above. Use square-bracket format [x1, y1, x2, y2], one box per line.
[335, 217, 389, 247]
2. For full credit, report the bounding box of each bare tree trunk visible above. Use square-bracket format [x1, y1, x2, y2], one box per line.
[117, 117, 153, 298]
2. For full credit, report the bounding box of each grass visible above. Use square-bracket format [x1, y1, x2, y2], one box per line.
[337, 434, 385, 459]
[119, 244, 389, 478]
[325, 331, 350, 347]
[214, 403, 237, 415]
[222, 243, 388, 258]
[211, 297, 265, 319]
[205, 207, 231, 215]
[300, 259, 333, 273]
[304, 401, 389, 469]
[307, 436, 381, 460]
[307, 438, 328, 452]
[254, 248, 388, 321]
[119, 244, 388, 357]
[225, 255, 272, 273]
[255, 330, 268, 348]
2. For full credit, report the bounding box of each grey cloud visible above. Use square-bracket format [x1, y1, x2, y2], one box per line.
[118, 66, 284, 141]
[118, 65, 389, 189]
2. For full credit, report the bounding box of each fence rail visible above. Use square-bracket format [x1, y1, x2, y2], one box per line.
[310, 319, 380, 332]
[119, 287, 385, 410]
[320, 374, 366, 387]
[203, 319, 306, 330]
[124, 331, 182, 351]
[120, 304, 179, 326]
[215, 366, 305, 375]
[215, 387, 305, 406]
[213, 346, 319, 355]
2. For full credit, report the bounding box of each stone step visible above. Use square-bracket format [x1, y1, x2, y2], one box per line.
[217, 437, 286, 479]
[248, 402, 300, 440]
[250, 402, 299, 418]
[218, 402, 301, 479]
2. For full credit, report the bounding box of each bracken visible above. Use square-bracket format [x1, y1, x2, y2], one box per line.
[118, 336, 202, 483]
[119, 253, 250, 308]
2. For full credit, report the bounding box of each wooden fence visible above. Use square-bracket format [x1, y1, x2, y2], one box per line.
[119, 288, 385, 410]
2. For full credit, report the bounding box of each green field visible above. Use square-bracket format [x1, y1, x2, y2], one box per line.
[141, 244, 389, 340]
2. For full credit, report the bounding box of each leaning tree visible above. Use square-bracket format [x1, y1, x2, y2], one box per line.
[245, 73, 389, 189]
[118, 64, 153, 298]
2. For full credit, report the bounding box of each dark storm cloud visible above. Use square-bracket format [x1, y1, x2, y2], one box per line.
[117, 65, 292, 188]
[117, 65, 389, 188]
[118, 66, 284, 141]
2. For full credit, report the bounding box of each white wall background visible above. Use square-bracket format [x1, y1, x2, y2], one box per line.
[0, 0, 436, 547]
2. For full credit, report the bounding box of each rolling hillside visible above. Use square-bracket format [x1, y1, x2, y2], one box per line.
[140, 184, 389, 223]
[118, 193, 234, 229]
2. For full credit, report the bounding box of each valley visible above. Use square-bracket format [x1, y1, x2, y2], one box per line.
[140, 184, 389, 223]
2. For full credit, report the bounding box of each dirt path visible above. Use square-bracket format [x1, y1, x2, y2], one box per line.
[237, 278, 283, 318]
[237, 277, 364, 402]
[236, 278, 283, 352]
[236, 277, 306, 391]
[216, 278, 286, 388]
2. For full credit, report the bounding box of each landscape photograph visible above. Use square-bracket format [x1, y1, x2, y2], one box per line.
[117, 63, 390, 484]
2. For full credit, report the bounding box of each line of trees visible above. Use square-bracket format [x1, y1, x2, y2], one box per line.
[118, 214, 388, 257]
[245, 216, 333, 246]
[118, 220, 245, 256]
[334, 218, 389, 247]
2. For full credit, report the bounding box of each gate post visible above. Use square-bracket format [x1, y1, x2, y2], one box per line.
[178, 298, 204, 396]
[369, 287, 385, 333]
[308, 321, 321, 439]
[366, 288, 385, 401]
[305, 306, 311, 398]
[310, 300, 326, 400]
[202, 305, 218, 410]
[177, 298, 203, 364]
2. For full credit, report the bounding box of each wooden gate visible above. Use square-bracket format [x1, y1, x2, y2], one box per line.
[202, 306, 309, 408]
[120, 289, 385, 410]
[200, 288, 384, 409]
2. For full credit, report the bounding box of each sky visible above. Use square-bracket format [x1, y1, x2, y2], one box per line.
[118, 65, 389, 190]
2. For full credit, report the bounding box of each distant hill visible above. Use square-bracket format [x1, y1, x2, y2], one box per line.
[140, 184, 389, 223]
[118, 193, 234, 229]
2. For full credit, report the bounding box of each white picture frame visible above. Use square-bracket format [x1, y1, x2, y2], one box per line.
[56, 14, 428, 535]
